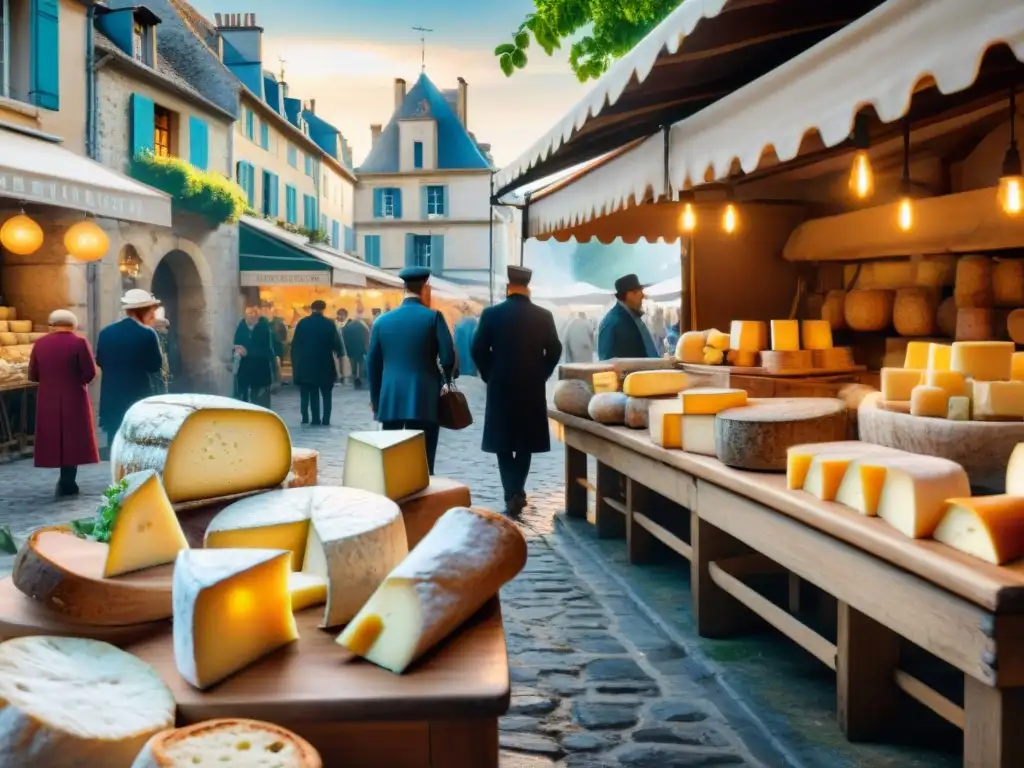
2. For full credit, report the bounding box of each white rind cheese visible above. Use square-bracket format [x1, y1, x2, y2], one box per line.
[0, 636, 175, 768]
[343, 430, 430, 500]
[104, 470, 189, 578]
[876, 456, 972, 538]
[131, 719, 322, 768]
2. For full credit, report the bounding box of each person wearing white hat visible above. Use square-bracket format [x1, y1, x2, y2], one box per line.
[94, 289, 164, 448]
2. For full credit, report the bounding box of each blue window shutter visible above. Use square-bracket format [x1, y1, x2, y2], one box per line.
[269, 174, 279, 217]
[130, 93, 155, 157]
[413, 141, 423, 169]
[285, 185, 296, 223]
[29, 0, 59, 110]
[331, 220, 340, 249]
[246, 164, 256, 207]
[188, 116, 209, 170]
[404, 234, 415, 267]
[392, 188, 403, 219]
[363, 235, 371, 263]
[420, 186, 428, 219]
[367, 235, 380, 266]
[320, 214, 327, 232]
[430, 235, 444, 275]
[260, 122, 269, 150]
[304, 155, 312, 176]
[245, 109, 254, 139]
[442, 185, 449, 217]
[373, 189, 383, 218]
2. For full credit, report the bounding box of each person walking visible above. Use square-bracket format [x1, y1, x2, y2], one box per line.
[233, 305, 276, 407]
[342, 311, 370, 389]
[367, 267, 456, 473]
[290, 299, 343, 425]
[597, 273, 660, 360]
[471, 266, 562, 515]
[563, 311, 595, 363]
[28, 310, 100, 497]
[96, 289, 164, 449]
[454, 307, 479, 377]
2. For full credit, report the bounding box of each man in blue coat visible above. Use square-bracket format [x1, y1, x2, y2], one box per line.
[367, 267, 456, 473]
[597, 273, 660, 360]
[472, 266, 562, 515]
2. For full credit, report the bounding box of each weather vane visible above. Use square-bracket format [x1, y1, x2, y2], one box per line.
[278, 56, 286, 83]
[412, 26, 433, 72]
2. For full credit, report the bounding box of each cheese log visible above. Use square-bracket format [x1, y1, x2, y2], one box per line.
[111, 395, 292, 503]
[893, 288, 938, 336]
[714, 398, 848, 471]
[948, 396, 971, 421]
[880, 368, 923, 401]
[910, 385, 949, 418]
[801, 320, 834, 350]
[622, 370, 690, 397]
[770, 319, 800, 351]
[706, 329, 730, 351]
[680, 415, 718, 456]
[288, 571, 328, 612]
[0, 636, 175, 768]
[131, 719, 321, 768]
[1009, 310, 1024, 344]
[903, 341, 930, 369]
[993, 259, 1024, 307]
[729, 320, 767, 352]
[955, 308, 993, 341]
[105, 470, 189, 578]
[950, 341, 1015, 381]
[927, 343, 951, 371]
[173, 548, 299, 690]
[925, 370, 967, 398]
[1012, 352, 1024, 381]
[679, 388, 747, 415]
[398, 477, 472, 548]
[649, 399, 684, 448]
[954, 255, 993, 308]
[876, 456, 971, 538]
[675, 331, 706, 363]
[337, 507, 527, 674]
[343, 430, 429, 500]
[588, 392, 628, 424]
[1006, 443, 1024, 495]
[786, 441, 894, 490]
[933, 496, 1024, 565]
[290, 448, 318, 488]
[592, 371, 619, 393]
[552, 379, 593, 417]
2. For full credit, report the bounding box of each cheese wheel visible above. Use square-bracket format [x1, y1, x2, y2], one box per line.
[111, 395, 292, 503]
[289, 448, 318, 489]
[0, 636, 175, 767]
[955, 308, 993, 341]
[993, 260, 1024, 307]
[875, 454, 971, 538]
[0, 332, 15, 346]
[624, 396, 671, 430]
[675, 331, 706, 363]
[338, 507, 527, 674]
[7, 320, 31, 333]
[714, 398, 849, 471]
[935, 296, 958, 338]
[132, 719, 322, 768]
[933, 495, 1024, 565]
[0, 308, 9, 320]
[553, 379, 593, 417]
[398, 477, 472, 549]
[1008, 309, 1024, 344]
[844, 290, 894, 332]
[0, 321, 7, 333]
[954, 255, 993, 308]
[821, 290, 847, 330]
[893, 287, 938, 336]
[588, 392, 628, 424]
[559, 358, 675, 383]
[622, 370, 690, 397]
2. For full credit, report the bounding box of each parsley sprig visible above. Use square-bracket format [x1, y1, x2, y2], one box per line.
[70, 478, 130, 543]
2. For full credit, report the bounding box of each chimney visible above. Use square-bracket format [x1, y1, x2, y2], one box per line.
[456, 77, 468, 127]
[309, 98, 316, 115]
[394, 78, 406, 110]
[370, 124, 382, 146]
[215, 12, 264, 96]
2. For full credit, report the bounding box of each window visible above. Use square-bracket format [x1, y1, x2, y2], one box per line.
[245, 108, 255, 140]
[259, 121, 269, 150]
[413, 141, 423, 169]
[373, 187, 401, 219]
[287, 144, 298, 168]
[413, 235, 431, 268]
[132, 21, 153, 66]
[236, 162, 255, 207]
[426, 185, 445, 217]
[303, 194, 317, 230]
[304, 154, 313, 177]
[331, 220, 340, 249]
[382, 189, 395, 218]
[153, 105, 172, 157]
[262, 170, 278, 217]
[285, 185, 297, 224]
[364, 235, 381, 266]
[2, 0, 58, 108]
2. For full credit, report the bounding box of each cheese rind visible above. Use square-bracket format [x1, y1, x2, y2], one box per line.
[729, 320, 768, 352]
[678, 388, 747, 415]
[131, 719, 322, 768]
[288, 571, 327, 612]
[950, 341, 1015, 382]
[880, 368, 923, 402]
[0, 636, 175, 768]
[801, 320, 833, 350]
[875, 456, 971, 538]
[398, 477, 472, 549]
[910, 385, 949, 418]
[933, 496, 1024, 565]
[1008, 443, 1024, 496]
[343, 430, 430, 500]
[648, 400, 684, 448]
[622, 370, 691, 397]
[104, 470, 189, 577]
[972, 380, 1024, 419]
[770, 320, 800, 351]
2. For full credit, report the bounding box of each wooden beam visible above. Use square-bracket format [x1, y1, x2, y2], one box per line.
[964, 677, 1024, 768]
[634, 511, 693, 561]
[656, 19, 852, 67]
[836, 602, 901, 741]
[893, 670, 964, 729]
[595, 463, 626, 539]
[565, 445, 588, 519]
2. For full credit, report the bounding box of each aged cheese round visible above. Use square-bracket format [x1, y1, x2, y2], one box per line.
[553, 379, 593, 417]
[993, 259, 1024, 307]
[0, 332, 15, 346]
[955, 308, 993, 341]
[588, 392, 628, 424]
[893, 287, 938, 336]
[714, 398, 849, 471]
[844, 290, 894, 332]
[934, 296, 957, 338]
[1008, 309, 1024, 344]
[0, 636, 175, 768]
[625, 396, 673, 429]
[955, 255, 993, 308]
[559, 358, 675, 384]
[398, 477, 472, 549]
[132, 719, 321, 768]
[7, 320, 31, 333]
[288, 448, 318, 489]
[821, 290, 847, 330]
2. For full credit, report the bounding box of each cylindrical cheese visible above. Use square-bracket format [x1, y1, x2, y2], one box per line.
[553, 379, 593, 417]
[675, 331, 706, 363]
[893, 287, 938, 337]
[588, 392, 628, 424]
[1008, 309, 1024, 344]
[993, 260, 1024, 307]
[936, 296, 958, 338]
[0, 332, 15, 346]
[7, 320, 31, 333]
[954, 255, 993, 308]
[844, 290, 894, 332]
[132, 719, 322, 768]
[624, 396, 672, 430]
[821, 290, 847, 330]
[955, 308, 993, 341]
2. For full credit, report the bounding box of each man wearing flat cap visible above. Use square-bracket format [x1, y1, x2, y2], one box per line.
[471, 266, 562, 515]
[367, 266, 456, 472]
[597, 273, 659, 360]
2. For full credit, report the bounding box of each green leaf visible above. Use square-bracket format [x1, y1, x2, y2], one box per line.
[68, 518, 96, 538]
[511, 49, 528, 69]
[494, 43, 515, 56]
[86, 478, 130, 544]
[499, 53, 514, 77]
[0, 525, 16, 555]
[514, 30, 530, 49]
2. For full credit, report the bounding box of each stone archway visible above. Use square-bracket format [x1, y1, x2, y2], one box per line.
[151, 249, 209, 392]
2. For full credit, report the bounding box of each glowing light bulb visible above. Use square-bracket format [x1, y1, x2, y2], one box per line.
[999, 175, 1023, 215]
[722, 203, 738, 234]
[680, 202, 696, 233]
[897, 196, 913, 231]
[848, 150, 875, 199]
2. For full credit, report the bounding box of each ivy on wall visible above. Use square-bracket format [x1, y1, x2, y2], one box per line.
[131, 152, 247, 227]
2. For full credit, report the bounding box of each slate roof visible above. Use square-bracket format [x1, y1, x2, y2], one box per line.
[358, 72, 491, 174]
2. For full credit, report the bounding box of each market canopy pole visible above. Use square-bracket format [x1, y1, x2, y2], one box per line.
[488, 173, 495, 306]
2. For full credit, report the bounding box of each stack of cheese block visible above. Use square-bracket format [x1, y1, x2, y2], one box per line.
[0, 310, 39, 365]
[553, 358, 677, 421]
[674, 319, 848, 370]
[881, 340, 1024, 420]
[787, 440, 1024, 566]
[648, 386, 749, 455]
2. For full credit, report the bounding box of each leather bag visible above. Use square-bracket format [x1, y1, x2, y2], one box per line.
[438, 382, 473, 430]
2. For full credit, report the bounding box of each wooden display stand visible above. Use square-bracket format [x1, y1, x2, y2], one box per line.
[678, 363, 871, 399]
[550, 409, 1024, 767]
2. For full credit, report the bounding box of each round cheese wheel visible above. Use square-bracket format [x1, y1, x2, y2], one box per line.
[0, 636, 175, 767]
[936, 296, 958, 338]
[588, 392, 628, 424]
[844, 289, 894, 332]
[7, 320, 31, 333]
[0, 333, 15, 346]
[993, 259, 1024, 307]
[553, 379, 593, 417]
[1008, 309, 1024, 344]
[954, 255, 993, 308]
[133, 719, 322, 768]
[624, 396, 673, 429]
[821, 290, 847, 330]
[955, 308, 993, 341]
[893, 287, 938, 336]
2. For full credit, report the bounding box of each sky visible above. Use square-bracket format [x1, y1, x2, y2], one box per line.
[189, 0, 593, 169]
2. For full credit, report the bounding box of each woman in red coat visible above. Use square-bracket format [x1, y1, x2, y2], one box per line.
[28, 309, 100, 497]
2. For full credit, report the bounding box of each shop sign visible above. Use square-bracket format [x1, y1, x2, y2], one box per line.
[0, 170, 146, 220]
[240, 270, 331, 286]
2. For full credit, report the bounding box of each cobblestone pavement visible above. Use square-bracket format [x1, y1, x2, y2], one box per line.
[0, 379, 773, 768]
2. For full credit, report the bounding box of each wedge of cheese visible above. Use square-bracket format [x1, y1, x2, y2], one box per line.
[933, 496, 1024, 565]
[648, 399, 684, 448]
[1008, 443, 1024, 496]
[0, 636, 175, 768]
[288, 571, 328, 612]
[111, 395, 292, 503]
[678, 388, 747, 415]
[680, 414, 717, 456]
[803, 454, 859, 501]
[622, 370, 690, 397]
[104, 470, 189, 577]
[835, 459, 890, 516]
[343, 430, 429, 500]
[338, 507, 527, 674]
[787, 442, 868, 490]
[875, 456, 971, 538]
[173, 548, 298, 690]
[132, 719, 322, 768]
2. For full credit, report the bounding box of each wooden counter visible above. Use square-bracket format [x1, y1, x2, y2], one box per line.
[550, 409, 1024, 768]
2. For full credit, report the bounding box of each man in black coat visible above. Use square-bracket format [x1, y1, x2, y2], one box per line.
[342, 313, 370, 389]
[290, 299, 344, 425]
[597, 273, 659, 360]
[472, 266, 562, 515]
[234, 305, 277, 407]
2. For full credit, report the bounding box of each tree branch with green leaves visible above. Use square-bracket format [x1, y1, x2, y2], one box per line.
[495, 0, 683, 82]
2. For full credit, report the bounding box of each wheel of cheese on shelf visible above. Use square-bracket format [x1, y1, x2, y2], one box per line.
[933, 496, 1024, 565]
[7, 320, 31, 333]
[893, 288, 938, 337]
[622, 370, 691, 397]
[0, 636, 175, 767]
[342, 430, 429, 500]
[337, 506, 527, 674]
[955, 308, 993, 341]
[821, 290, 847, 330]
[131, 719, 322, 768]
[288, 448, 318, 488]
[993, 259, 1024, 307]
[398, 477, 472, 548]
[954, 255, 993, 308]
[0, 332, 15, 346]
[173, 548, 298, 690]
[1008, 310, 1024, 344]
[588, 392, 628, 424]
[553, 379, 593, 417]
[714, 398, 848, 471]
[104, 470, 189, 577]
[204, 487, 408, 628]
[935, 297, 958, 338]
[111, 394, 292, 503]
[844, 290, 894, 332]
[0, 307, 10, 320]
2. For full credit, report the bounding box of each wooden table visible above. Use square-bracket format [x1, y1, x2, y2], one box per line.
[550, 408, 1024, 768]
[0, 380, 34, 462]
[125, 600, 509, 768]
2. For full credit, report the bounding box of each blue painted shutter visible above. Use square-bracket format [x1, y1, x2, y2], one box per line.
[269, 173, 279, 217]
[260, 122, 269, 150]
[404, 234, 415, 267]
[420, 187, 428, 219]
[331, 221, 340, 249]
[441, 185, 449, 217]
[29, 0, 60, 110]
[285, 185, 296, 223]
[430, 235, 444, 275]
[413, 141, 423, 169]
[345, 226, 354, 253]
[373, 189, 383, 218]
[245, 110, 254, 139]
[320, 214, 327, 233]
[392, 188, 403, 219]
[246, 164, 256, 207]
[188, 116, 209, 170]
[130, 93, 155, 156]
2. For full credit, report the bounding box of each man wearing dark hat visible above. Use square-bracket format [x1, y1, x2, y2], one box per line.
[367, 266, 456, 472]
[597, 273, 659, 360]
[290, 299, 344, 426]
[471, 266, 562, 515]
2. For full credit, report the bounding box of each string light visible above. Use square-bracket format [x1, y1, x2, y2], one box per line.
[848, 114, 874, 199]
[679, 190, 696, 233]
[999, 88, 1022, 216]
[897, 119, 913, 232]
[721, 187, 738, 234]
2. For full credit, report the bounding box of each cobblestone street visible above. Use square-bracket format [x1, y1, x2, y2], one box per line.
[0, 379, 778, 768]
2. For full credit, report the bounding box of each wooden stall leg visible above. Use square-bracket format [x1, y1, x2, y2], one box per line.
[787, 573, 802, 615]
[595, 462, 626, 539]
[430, 718, 498, 768]
[964, 677, 1024, 768]
[836, 602, 900, 741]
[626, 478, 657, 564]
[691, 516, 754, 637]
[564, 445, 588, 519]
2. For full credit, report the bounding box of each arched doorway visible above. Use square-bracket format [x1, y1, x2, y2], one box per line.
[151, 249, 210, 392]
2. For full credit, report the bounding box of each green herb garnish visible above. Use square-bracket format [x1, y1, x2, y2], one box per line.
[83, 478, 130, 543]
[0, 524, 16, 555]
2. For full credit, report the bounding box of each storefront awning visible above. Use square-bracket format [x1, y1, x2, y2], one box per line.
[531, 282, 613, 306]
[0, 127, 172, 227]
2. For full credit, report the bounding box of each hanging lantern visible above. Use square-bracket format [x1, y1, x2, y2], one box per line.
[998, 89, 1022, 216]
[64, 220, 109, 262]
[118, 245, 142, 278]
[0, 213, 44, 256]
[897, 119, 914, 232]
[848, 114, 875, 200]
